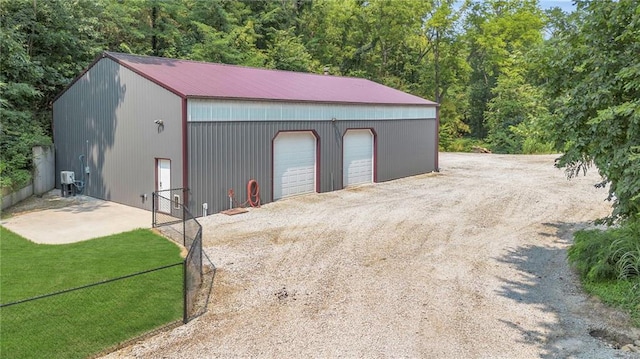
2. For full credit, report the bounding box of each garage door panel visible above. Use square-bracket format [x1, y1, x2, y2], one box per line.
[343, 130, 373, 187]
[274, 132, 316, 200]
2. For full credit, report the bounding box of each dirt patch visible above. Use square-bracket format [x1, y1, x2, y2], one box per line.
[589, 328, 635, 349]
[103, 153, 639, 358]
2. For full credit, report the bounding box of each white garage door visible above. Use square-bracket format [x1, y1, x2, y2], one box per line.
[273, 132, 317, 200]
[343, 129, 374, 187]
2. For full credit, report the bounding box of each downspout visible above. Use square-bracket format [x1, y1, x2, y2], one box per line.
[435, 105, 440, 172]
[372, 128, 378, 182]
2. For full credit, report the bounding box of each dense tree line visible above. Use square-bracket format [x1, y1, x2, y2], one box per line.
[1, 0, 638, 223]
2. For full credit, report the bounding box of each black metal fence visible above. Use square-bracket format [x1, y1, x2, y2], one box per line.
[152, 188, 206, 321]
[152, 188, 189, 228]
[0, 189, 210, 358]
[0, 263, 183, 359]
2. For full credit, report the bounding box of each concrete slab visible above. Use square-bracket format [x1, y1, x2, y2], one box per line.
[1, 194, 151, 244]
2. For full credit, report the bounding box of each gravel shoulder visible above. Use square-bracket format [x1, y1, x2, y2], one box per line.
[105, 152, 639, 358]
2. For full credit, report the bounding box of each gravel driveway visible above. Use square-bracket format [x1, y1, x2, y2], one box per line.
[106, 153, 639, 358]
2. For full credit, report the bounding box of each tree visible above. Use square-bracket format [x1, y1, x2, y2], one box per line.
[98, 0, 151, 54]
[418, 0, 471, 146]
[266, 27, 317, 71]
[0, 0, 101, 189]
[297, 0, 372, 76]
[299, 0, 432, 86]
[544, 0, 640, 221]
[464, 0, 544, 138]
[485, 54, 552, 154]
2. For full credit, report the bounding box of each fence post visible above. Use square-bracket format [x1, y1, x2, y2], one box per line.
[199, 232, 203, 279]
[183, 259, 188, 324]
[183, 188, 189, 214]
[151, 192, 156, 228]
[182, 202, 186, 247]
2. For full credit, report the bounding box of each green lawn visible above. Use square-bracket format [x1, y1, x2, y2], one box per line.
[0, 227, 184, 359]
[569, 224, 640, 328]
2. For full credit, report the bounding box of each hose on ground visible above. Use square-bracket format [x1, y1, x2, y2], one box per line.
[247, 179, 260, 207]
[229, 180, 261, 209]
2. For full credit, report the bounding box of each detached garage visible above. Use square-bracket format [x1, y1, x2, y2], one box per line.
[53, 52, 439, 215]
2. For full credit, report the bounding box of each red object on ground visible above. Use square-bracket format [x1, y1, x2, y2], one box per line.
[247, 180, 260, 208]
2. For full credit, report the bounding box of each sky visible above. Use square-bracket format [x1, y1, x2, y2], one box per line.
[453, 1, 577, 14]
[538, 0, 576, 13]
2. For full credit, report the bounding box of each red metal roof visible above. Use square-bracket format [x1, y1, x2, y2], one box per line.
[104, 52, 436, 106]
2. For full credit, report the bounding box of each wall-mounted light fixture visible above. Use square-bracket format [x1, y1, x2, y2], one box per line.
[154, 119, 164, 133]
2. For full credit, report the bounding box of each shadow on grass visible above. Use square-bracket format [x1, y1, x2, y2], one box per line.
[493, 221, 622, 358]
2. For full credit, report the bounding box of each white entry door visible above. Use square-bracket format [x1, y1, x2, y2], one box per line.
[343, 129, 374, 187]
[273, 132, 317, 200]
[157, 159, 171, 212]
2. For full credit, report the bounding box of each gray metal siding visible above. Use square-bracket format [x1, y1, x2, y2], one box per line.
[53, 58, 183, 210]
[188, 119, 437, 215]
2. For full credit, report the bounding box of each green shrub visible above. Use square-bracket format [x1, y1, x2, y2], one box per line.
[568, 222, 640, 281]
[520, 136, 555, 154]
[0, 104, 52, 190]
[612, 224, 640, 280]
[569, 229, 617, 281]
[442, 137, 492, 153]
[569, 222, 640, 327]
